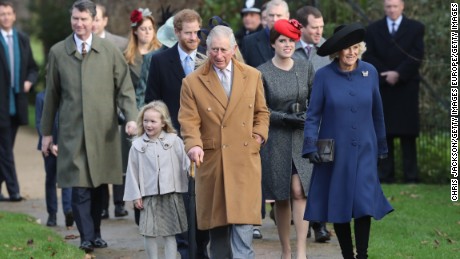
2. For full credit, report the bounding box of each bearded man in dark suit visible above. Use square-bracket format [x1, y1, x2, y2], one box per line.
[363, 0, 424, 183]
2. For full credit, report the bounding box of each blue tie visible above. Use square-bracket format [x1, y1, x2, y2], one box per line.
[391, 22, 397, 37]
[183, 55, 193, 75]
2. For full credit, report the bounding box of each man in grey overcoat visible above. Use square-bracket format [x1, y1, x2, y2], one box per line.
[40, 0, 137, 253]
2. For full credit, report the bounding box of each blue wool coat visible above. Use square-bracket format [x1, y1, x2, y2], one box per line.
[302, 60, 393, 223]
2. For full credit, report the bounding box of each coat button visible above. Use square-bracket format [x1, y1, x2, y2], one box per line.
[351, 107, 357, 113]
[249, 104, 253, 108]
[352, 141, 358, 146]
[244, 142, 248, 146]
[207, 107, 211, 111]
[352, 125, 357, 129]
[349, 91, 356, 96]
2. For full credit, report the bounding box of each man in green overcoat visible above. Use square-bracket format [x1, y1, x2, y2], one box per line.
[40, 0, 138, 253]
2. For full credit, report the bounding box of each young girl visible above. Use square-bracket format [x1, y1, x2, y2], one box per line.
[124, 101, 189, 259]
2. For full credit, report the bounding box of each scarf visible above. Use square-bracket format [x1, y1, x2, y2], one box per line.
[0, 28, 21, 115]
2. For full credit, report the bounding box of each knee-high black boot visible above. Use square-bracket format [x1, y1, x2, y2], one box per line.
[354, 216, 371, 259]
[334, 222, 355, 259]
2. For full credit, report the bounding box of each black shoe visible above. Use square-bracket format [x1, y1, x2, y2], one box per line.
[253, 228, 263, 239]
[312, 222, 331, 243]
[114, 204, 128, 217]
[9, 194, 23, 202]
[101, 209, 109, 219]
[0, 194, 7, 201]
[64, 211, 74, 227]
[92, 237, 108, 248]
[46, 214, 57, 227]
[79, 241, 94, 253]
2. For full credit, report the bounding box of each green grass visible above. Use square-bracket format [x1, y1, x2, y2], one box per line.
[0, 212, 82, 258]
[369, 184, 460, 258]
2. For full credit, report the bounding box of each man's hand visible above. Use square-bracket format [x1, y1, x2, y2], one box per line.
[187, 146, 204, 167]
[51, 144, 59, 156]
[381, 71, 400, 85]
[125, 121, 137, 136]
[252, 133, 264, 144]
[41, 136, 53, 157]
[23, 81, 32, 93]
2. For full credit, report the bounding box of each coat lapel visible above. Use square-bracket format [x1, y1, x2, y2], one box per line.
[198, 61, 229, 108]
[223, 59, 246, 122]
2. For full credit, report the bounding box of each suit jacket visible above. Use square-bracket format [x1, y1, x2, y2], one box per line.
[0, 30, 38, 127]
[178, 58, 269, 229]
[241, 28, 274, 68]
[292, 38, 331, 72]
[363, 16, 424, 135]
[104, 31, 128, 51]
[144, 43, 205, 130]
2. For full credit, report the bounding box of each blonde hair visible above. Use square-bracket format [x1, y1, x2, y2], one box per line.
[137, 101, 177, 137]
[329, 41, 367, 60]
[124, 16, 161, 65]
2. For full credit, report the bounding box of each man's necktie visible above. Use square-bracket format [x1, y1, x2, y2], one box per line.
[82, 42, 87, 57]
[183, 55, 193, 75]
[7, 35, 14, 87]
[220, 69, 230, 97]
[305, 45, 312, 59]
[391, 22, 397, 37]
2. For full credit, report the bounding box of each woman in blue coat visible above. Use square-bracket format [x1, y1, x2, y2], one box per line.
[302, 23, 393, 259]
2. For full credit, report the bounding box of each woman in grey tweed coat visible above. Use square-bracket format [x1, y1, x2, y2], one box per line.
[258, 19, 314, 259]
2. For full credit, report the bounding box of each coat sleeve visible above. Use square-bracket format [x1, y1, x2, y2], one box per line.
[302, 69, 325, 157]
[20, 33, 38, 86]
[363, 27, 389, 73]
[144, 55, 160, 105]
[395, 22, 424, 83]
[123, 146, 142, 201]
[136, 53, 153, 109]
[371, 68, 388, 155]
[252, 71, 270, 141]
[113, 48, 138, 122]
[41, 50, 60, 136]
[178, 78, 203, 151]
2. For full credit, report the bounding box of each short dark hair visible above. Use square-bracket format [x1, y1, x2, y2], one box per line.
[96, 3, 107, 18]
[269, 27, 282, 44]
[296, 6, 322, 27]
[0, 1, 15, 11]
[70, 0, 96, 18]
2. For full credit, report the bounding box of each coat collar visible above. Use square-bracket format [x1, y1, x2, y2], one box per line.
[197, 57, 248, 122]
[133, 131, 177, 152]
[65, 33, 103, 60]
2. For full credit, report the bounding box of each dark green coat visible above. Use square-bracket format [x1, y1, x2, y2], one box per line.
[41, 34, 138, 188]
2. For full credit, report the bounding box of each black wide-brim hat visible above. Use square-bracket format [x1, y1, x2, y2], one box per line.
[317, 22, 365, 57]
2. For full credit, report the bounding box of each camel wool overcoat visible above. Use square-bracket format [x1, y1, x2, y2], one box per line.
[179, 58, 270, 230]
[41, 34, 138, 188]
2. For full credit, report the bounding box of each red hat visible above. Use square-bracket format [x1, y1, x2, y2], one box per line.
[273, 19, 303, 41]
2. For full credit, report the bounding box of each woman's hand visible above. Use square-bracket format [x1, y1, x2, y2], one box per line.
[283, 113, 305, 130]
[307, 151, 322, 164]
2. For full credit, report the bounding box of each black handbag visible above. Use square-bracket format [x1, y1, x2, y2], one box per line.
[316, 139, 335, 162]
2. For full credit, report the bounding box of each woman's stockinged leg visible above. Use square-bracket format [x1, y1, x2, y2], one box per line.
[333, 222, 355, 259]
[291, 174, 308, 259]
[275, 199, 292, 259]
[354, 216, 371, 259]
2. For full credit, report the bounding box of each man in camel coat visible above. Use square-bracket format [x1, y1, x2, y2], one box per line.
[179, 25, 269, 259]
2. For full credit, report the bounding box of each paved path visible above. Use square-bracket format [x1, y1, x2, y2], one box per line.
[0, 127, 341, 258]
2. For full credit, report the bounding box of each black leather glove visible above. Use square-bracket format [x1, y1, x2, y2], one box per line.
[283, 112, 305, 130]
[307, 151, 322, 164]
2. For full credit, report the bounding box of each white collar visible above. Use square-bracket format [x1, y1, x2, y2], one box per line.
[1, 28, 13, 41]
[74, 33, 93, 53]
[386, 16, 403, 31]
[177, 44, 197, 62]
[299, 39, 314, 49]
[213, 60, 232, 74]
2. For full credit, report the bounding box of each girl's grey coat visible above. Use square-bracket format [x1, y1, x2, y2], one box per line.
[124, 132, 189, 201]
